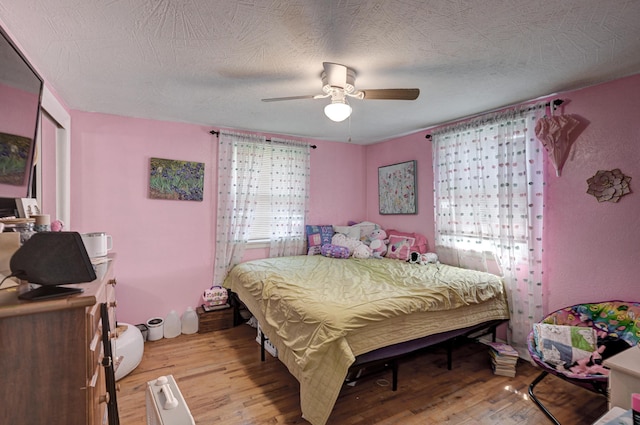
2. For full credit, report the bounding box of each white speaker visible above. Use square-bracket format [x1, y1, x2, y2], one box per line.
[146, 375, 194, 425]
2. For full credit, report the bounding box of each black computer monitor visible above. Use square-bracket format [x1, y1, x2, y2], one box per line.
[10, 231, 97, 300]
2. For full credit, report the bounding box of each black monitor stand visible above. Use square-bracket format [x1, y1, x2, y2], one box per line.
[18, 285, 83, 301]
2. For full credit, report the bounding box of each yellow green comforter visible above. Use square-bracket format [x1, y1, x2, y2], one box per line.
[223, 255, 509, 425]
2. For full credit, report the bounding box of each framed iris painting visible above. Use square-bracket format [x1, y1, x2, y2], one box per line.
[378, 160, 417, 214]
[149, 157, 204, 201]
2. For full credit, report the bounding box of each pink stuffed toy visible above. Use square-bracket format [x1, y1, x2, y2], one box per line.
[568, 344, 609, 376]
[367, 229, 389, 259]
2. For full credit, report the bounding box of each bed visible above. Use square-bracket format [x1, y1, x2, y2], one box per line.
[223, 255, 510, 425]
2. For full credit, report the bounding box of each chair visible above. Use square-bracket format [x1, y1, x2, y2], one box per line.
[527, 301, 640, 424]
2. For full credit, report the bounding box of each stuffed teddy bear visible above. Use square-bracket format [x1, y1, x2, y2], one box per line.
[366, 229, 389, 259]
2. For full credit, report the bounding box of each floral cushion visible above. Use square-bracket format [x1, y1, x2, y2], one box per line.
[533, 324, 597, 368]
[541, 301, 640, 347]
[529, 301, 640, 379]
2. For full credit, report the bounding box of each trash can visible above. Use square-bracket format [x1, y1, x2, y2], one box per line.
[135, 323, 149, 341]
[146, 317, 164, 341]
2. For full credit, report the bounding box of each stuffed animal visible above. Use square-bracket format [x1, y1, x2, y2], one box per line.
[408, 252, 439, 265]
[420, 252, 439, 264]
[320, 244, 350, 259]
[366, 229, 389, 259]
[353, 244, 373, 259]
[331, 233, 371, 258]
[568, 344, 609, 375]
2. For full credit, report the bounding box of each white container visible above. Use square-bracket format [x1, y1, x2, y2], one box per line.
[146, 317, 164, 341]
[181, 307, 198, 334]
[81, 232, 113, 258]
[164, 310, 181, 338]
[111, 322, 144, 381]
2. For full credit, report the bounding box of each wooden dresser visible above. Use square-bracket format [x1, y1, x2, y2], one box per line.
[0, 259, 117, 425]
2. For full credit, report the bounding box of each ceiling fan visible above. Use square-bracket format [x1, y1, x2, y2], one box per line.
[261, 62, 420, 122]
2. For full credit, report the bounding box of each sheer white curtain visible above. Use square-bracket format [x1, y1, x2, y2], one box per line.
[212, 131, 266, 287]
[432, 105, 546, 355]
[268, 138, 310, 257]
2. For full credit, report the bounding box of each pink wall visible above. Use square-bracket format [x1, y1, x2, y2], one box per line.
[70, 112, 216, 325]
[542, 73, 640, 312]
[47, 73, 640, 325]
[367, 73, 640, 314]
[364, 133, 435, 246]
[69, 114, 366, 325]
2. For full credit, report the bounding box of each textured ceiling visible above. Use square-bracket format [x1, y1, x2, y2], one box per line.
[1, 0, 640, 144]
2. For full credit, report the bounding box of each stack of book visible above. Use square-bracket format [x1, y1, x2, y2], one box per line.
[483, 341, 519, 377]
[202, 302, 230, 312]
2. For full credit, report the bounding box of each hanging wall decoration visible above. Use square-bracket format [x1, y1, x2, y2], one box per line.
[534, 100, 581, 177]
[586, 169, 631, 203]
[149, 157, 204, 201]
[378, 160, 417, 214]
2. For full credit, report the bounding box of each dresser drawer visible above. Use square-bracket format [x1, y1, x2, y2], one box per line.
[84, 260, 117, 425]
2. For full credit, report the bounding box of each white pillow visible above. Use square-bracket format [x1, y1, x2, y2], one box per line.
[353, 221, 379, 239]
[333, 225, 360, 240]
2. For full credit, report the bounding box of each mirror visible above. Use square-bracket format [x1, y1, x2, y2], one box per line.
[0, 24, 43, 201]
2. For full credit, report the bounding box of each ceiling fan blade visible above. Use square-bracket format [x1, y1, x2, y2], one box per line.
[360, 88, 420, 100]
[261, 95, 317, 102]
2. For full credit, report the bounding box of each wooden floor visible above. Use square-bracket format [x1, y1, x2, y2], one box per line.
[116, 324, 607, 424]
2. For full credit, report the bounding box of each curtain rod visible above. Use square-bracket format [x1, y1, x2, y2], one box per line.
[424, 98, 564, 140]
[210, 130, 317, 149]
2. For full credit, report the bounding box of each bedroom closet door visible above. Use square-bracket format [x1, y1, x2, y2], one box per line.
[36, 86, 71, 227]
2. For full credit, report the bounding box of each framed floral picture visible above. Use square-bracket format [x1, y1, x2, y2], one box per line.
[378, 160, 417, 214]
[149, 157, 204, 201]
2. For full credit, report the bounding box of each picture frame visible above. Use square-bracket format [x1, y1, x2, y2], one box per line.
[149, 157, 205, 201]
[378, 160, 417, 215]
[15, 197, 40, 218]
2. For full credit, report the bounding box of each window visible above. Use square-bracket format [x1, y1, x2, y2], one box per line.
[248, 165, 273, 241]
[432, 104, 547, 352]
[214, 132, 310, 285]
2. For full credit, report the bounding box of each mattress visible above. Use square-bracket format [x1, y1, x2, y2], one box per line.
[223, 255, 510, 425]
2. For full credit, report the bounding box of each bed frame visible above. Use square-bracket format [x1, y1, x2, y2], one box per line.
[259, 317, 508, 390]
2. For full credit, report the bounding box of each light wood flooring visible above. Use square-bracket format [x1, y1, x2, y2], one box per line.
[116, 324, 607, 424]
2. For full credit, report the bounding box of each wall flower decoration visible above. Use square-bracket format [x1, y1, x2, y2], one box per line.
[586, 169, 631, 203]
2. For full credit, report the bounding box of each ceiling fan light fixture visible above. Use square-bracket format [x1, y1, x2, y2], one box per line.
[324, 100, 352, 122]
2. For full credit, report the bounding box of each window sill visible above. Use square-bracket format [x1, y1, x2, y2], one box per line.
[247, 240, 269, 249]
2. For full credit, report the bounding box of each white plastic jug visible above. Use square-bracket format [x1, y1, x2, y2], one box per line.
[181, 307, 198, 334]
[163, 310, 181, 338]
